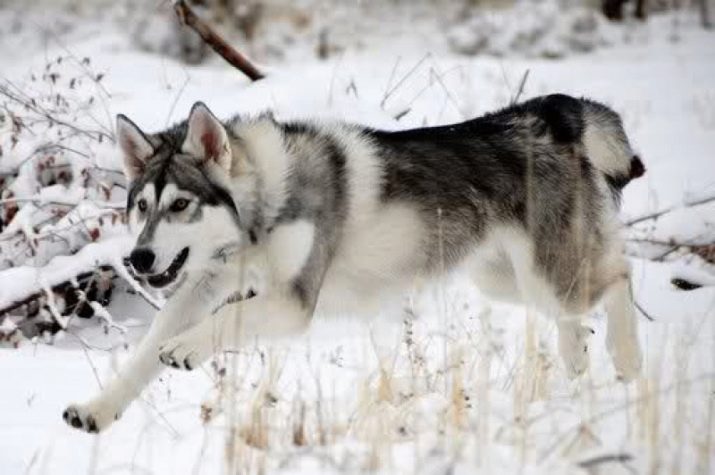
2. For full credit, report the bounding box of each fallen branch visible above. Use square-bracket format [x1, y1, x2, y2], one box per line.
[627, 237, 715, 264]
[173, 0, 264, 81]
[0, 270, 94, 318]
[0, 257, 161, 336]
[626, 193, 715, 226]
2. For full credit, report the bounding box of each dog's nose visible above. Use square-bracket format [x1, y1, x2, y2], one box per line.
[129, 248, 155, 274]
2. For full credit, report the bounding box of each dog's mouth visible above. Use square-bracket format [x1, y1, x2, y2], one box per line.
[146, 248, 189, 288]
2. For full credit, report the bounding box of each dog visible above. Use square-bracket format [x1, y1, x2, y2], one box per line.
[62, 94, 644, 432]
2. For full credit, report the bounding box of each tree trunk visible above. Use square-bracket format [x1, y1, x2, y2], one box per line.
[635, 0, 648, 20]
[602, 0, 627, 20]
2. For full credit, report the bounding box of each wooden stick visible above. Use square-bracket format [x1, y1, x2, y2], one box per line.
[173, 0, 265, 81]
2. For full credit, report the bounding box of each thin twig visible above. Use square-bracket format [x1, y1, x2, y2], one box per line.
[165, 70, 191, 127]
[539, 371, 715, 461]
[111, 256, 162, 311]
[380, 53, 431, 109]
[381, 56, 402, 107]
[635, 300, 656, 321]
[173, 0, 264, 81]
[626, 193, 715, 226]
[511, 69, 530, 105]
[627, 237, 715, 263]
[66, 330, 104, 389]
[0, 209, 121, 244]
[577, 452, 634, 471]
[0, 79, 113, 142]
[0, 196, 124, 209]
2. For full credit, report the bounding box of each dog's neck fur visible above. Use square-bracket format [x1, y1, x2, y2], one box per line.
[226, 119, 292, 245]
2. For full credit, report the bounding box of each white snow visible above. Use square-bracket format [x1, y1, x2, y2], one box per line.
[1, 4, 714, 475]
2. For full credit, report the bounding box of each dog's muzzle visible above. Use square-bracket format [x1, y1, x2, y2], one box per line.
[143, 247, 190, 288]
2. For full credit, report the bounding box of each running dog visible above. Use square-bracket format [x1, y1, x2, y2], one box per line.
[63, 94, 644, 432]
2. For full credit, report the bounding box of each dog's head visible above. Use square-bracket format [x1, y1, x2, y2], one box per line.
[117, 102, 242, 289]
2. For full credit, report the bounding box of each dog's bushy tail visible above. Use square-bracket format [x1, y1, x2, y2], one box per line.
[581, 99, 645, 193]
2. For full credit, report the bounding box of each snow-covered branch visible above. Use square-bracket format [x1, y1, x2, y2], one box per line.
[626, 192, 715, 226]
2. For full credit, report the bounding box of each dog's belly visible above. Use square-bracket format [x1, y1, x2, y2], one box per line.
[316, 203, 427, 317]
[315, 270, 411, 319]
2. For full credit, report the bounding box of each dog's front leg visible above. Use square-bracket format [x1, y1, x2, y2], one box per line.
[158, 294, 311, 371]
[62, 280, 215, 432]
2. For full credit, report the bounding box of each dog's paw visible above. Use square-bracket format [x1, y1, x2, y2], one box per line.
[62, 401, 120, 433]
[609, 341, 642, 383]
[563, 351, 589, 380]
[159, 332, 210, 371]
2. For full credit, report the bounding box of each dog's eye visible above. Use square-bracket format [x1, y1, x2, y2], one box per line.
[171, 198, 189, 212]
[137, 199, 148, 213]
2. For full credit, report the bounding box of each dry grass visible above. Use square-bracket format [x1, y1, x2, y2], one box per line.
[175, 281, 715, 475]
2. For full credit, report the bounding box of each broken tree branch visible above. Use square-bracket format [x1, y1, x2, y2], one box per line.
[173, 0, 265, 81]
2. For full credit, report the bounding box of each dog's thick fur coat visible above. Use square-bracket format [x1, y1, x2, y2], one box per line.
[63, 94, 643, 432]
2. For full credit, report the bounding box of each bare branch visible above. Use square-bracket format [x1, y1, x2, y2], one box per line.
[626, 193, 715, 226]
[577, 452, 633, 469]
[511, 69, 530, 105]
[627, 237, 715, 264]
[110, 257, 162, 311]
[380, 53, 431, 109]
[0, 196, 124, 209]
[173, 0, 264, 81]
[0, 79, 113, 142]
[634, 300, 656, 321]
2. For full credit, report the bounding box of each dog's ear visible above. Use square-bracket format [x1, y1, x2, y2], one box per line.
[183, 102, 231, 173]
[116, 114, 154, 182]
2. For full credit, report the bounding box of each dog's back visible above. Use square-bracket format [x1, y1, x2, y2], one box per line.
[366, 94, 643, 267]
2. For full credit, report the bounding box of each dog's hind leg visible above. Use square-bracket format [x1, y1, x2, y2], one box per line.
[557, 318, 593, 379]
[602, 274, 642, 381]
[500, 231, 594, 378]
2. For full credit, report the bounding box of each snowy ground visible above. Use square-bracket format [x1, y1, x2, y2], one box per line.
[1, 6, 714, 475]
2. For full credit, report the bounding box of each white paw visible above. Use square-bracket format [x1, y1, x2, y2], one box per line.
[608, 339, 642, 383]
[159, 332, 211, 371]
[62, 400, 120, 433]
[559, 325, 593, 379]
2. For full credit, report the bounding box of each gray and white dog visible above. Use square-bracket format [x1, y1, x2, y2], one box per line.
[63, 94, 644, 432]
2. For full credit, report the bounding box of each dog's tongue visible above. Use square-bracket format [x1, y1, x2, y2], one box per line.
[146, 248, 189, 288]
